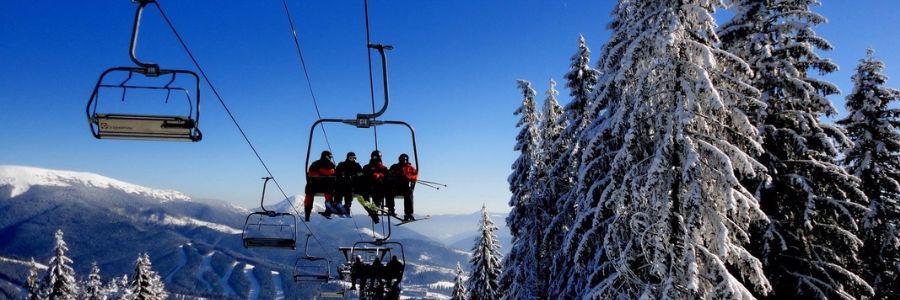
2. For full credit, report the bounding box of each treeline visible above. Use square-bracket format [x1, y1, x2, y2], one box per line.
[22, 229, 168, 300]
[500, 1, 899, 300]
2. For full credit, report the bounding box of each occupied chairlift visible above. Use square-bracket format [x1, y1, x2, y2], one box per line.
[242, 177, 298, 249]
[86, 0, 202, 142]
[337, 240, 406, 298]
[304, 44, 420, 222]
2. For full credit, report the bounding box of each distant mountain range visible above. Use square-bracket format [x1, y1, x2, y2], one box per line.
[0, 165, 486, 299]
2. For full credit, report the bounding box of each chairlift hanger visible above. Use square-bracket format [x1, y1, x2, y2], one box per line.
[294, 234, 333, 282]
[242, 177, 298, 249]
[86, 0, 202, 142]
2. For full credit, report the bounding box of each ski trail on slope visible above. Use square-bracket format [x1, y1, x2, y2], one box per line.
[271, 271, 285, 300]
[195, 252, 214, 292]
[164, 244, 188, 283]
[219, 261, 238, 296]
[243, 264, 260, 300]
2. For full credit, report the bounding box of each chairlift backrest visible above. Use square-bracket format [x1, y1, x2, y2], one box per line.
[241, 177, 297, 250]
[86, 1, 201, 142]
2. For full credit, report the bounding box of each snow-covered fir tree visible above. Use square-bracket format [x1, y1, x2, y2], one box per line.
[837, 49, 900, 299]
[548, 8, 651, 296]
[509, 78, 564, 299]
[499, 80, 537, 299]
[542, 35, 600, 298]
[722, 1, 873, 298]
[469, 205, 503, 300]
[83, 262, 107, 300]
[128, 253, 167, 300]
[451, 262, 468, 300]
[556, 0, 775, 298]
[105, 275, 130, 300]
[25, 257, 42, 300]
[43, 229, 78, 300]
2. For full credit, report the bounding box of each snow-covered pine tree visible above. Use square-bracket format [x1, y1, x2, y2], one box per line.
[83, 262, 106, 300]
[25, 257, 41, 300]
[542, 35, 600, 298]
[565, 0, 773, 298]
[146, 254, 168, 300]
[722, 1, 873, 298]
[128, 253, 167, 300]
[499, 80, 538, 299]
[837, 49, 900, 299]
[509, 78, 564, 299]
[106, 275, 130, 300]
[451, 262, 468, 300]
[43, 229, 78, 300]
[469, 205, 503, 300]
[547, 8, 646, 296]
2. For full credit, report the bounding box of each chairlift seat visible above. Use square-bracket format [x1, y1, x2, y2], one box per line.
[242, 211, 297, 250]
[92, 114, 201, 141]
[306, 176, 337, 194]
[243, 237, 296, 249]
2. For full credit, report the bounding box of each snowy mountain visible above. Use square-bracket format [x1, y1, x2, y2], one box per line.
[0, 165, 467, 299]
[399, 211, 511, 255]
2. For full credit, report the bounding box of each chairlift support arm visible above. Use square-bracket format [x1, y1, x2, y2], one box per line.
[357, 43, 393, 120]
[129, 0, 162, 75]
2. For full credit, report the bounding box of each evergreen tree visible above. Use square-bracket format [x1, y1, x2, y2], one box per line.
[128, 253, 167, 300]
[547, 11, 635, 298]
[499, 80, 538, 298]
[837, 49, 900, 299]
[567, 1, 773, 298]
[451, 262, 468, 300]
[43, 229, 78, 300]
[543, 35, 600, 298]
[84, 262, 106, 300]
[106, 275, 130, 300]
[510, 78, 564, 299]
[25, 257, 42, 300]
[723, 1, 873, 298]
[469, 205, 503, 300]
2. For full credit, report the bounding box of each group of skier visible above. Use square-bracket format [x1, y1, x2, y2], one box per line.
[303, 150, 419, 223]
[349, 255, 405, 299]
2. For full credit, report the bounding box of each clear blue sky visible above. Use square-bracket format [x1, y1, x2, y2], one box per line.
[1, 1, 898, 214]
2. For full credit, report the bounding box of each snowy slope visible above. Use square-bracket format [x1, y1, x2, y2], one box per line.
[0, 165, 467, 299]
[0, 165, 189, 202]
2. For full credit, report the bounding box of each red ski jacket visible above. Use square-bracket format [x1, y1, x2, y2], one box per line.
[308, 159, 335, 177]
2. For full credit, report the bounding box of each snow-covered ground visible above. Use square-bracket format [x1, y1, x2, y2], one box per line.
[164, 244, 188, 283]
[0, 165, 190, 201]
[219, 261, 239, 296]
[243, 265, 260, 300]
[271, 271, 285, 300]
[0, 256, 48, 270]
[196, 252, 214, 292]
[149, 214, 242, 234]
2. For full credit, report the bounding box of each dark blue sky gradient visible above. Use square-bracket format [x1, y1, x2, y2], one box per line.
[1, 1, 898, 213]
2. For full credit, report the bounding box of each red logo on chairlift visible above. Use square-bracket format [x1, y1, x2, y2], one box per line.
[100, 122, 110, 129]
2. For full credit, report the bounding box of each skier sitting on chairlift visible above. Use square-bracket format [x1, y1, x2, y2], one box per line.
[385, 255, 404, 287]
[304, 150, 342, 221]
[361, 150, 388, 223]
[350, 255, 366, 291]
[387, 153, 418, 221]
[335, 151, 362, 216]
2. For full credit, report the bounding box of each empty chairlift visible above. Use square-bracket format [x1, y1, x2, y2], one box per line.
[86, 0, 201, 142]
[242, 177, 297, 249]
[294, 234, 333, 282]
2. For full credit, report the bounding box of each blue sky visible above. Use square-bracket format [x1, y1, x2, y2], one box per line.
[1, 1, 898, 214]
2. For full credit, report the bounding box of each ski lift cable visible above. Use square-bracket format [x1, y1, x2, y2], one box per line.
[364, 0, 379, 150]
[153, 0, 329, 255]
[279, 0, 333, 153]
[280, 0, 367, 243]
